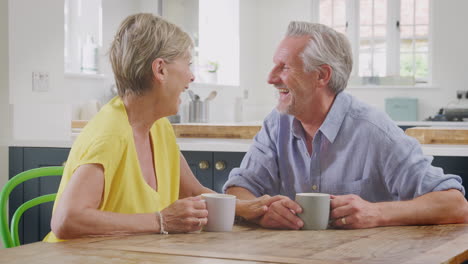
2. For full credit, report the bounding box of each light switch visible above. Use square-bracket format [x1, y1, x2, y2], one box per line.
[32, 72, 49, 92]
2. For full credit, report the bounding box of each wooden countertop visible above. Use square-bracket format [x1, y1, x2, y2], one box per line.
[405, 127, 468, 144]
[72, 120, 262, 139]
[2, 223, 468, 263]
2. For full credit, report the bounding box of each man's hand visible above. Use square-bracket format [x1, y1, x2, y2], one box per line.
[255, 195, 304, 230]
[330, 194, 382, 229]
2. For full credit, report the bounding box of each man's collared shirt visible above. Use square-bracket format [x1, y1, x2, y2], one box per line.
[223, 92, 465, 201]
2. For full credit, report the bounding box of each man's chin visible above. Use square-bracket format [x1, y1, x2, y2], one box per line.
[276, 103, 291, 115]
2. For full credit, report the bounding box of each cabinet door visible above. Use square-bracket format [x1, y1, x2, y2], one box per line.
[182, 151, 213, 189]
[213, 152, 246, 193]
[432, 157, 468, 199]
[10, 147, 70, 245]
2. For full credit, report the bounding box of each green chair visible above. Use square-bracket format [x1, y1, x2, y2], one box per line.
[0, 166, 63, 248]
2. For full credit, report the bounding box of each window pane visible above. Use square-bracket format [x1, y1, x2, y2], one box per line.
[400, 39, 413, 52]
[415, 0, 429, 24]
[415, 39, 428, 52]
[374, 52, 386, 76]
[360, 0, 373, 25]
[335, 26, 346, 34]
[360, 26, 372, 38]
[374, 0, 387, 25]
[400, 0, 414, 25]
[359, 39, 372, 53]
[374, 40, 386, 53]
[400, 25, 413, 38]
[319, 0, 332, 25]
[359, 53, 373, 76]
[400, 53, 414, 76]
[415, 25, 428, 37]
[374, 25, 386, 38]
[333, 0, 346, 26]
[414, 53, 428, 79]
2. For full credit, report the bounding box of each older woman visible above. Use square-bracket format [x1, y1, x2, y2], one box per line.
[44, 13, 272, 242]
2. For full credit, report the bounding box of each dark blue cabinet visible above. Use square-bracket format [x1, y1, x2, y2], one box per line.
[9, 147, 70, 245]
[182, 151, 245, 193]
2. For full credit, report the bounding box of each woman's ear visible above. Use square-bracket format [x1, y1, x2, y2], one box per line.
[152, 58, 167, 82]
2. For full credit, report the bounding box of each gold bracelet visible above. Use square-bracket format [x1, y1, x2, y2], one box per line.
[156, 212, 168, 235]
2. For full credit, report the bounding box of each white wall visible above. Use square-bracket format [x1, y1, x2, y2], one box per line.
[9, 0, 70, 141]
[8, 0, 151, 140]
[240, 0, 468, 121]
[1, 0, 10, 188]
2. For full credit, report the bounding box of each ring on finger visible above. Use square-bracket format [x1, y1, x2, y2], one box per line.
[341, 217, 347, 225]
[198, 218, 202, 227]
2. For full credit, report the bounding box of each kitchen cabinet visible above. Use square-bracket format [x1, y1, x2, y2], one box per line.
[9, 147, 70, 245]
[182, 151, 246, 193]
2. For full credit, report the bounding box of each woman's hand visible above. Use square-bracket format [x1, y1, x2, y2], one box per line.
[161, 196, 208, 233]
[236, 195, 283, 221]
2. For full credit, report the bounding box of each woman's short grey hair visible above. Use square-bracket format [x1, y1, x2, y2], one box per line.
[109, 13, 193, 97]
[286, 21, 353, 94]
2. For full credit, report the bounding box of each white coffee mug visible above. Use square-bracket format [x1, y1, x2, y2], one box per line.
[201, 193, 236, 232]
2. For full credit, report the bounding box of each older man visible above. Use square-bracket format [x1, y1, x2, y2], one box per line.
[224, 21, 468, 230]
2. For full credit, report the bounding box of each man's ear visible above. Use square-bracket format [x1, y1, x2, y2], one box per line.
[317, 64, 332, 87]
[152, 58, 167, 82]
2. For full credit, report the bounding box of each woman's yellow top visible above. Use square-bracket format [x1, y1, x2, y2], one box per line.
[43, 96, 180, 242]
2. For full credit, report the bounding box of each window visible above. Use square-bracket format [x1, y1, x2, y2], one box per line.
[313, 0, 431, 86]
[163, 0, 239, 86]
[64, 0, 102, 75]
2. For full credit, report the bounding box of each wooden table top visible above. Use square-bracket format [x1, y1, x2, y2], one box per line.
[2, 223, 468, 264]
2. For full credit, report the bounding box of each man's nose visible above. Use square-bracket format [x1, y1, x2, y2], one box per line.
[267, 69, 279, 84]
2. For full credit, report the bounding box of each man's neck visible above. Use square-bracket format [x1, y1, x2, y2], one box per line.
[298, 91, 337, 148]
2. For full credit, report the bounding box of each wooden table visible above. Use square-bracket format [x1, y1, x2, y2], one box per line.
[2, 224, 468, 264]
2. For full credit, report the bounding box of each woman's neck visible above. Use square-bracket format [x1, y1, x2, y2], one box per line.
[122, 94, 164, 135]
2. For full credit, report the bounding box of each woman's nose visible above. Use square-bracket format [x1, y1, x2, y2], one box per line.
[190, 72, 195, 82]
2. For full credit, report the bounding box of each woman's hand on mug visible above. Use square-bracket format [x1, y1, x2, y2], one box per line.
[236, 195, 283, 221]
[160, 197, 208, 233]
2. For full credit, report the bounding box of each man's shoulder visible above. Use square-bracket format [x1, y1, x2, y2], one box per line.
[344, 93, 403, 141]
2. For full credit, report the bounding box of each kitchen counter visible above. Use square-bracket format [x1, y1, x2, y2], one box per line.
[10, 136, 468, 157]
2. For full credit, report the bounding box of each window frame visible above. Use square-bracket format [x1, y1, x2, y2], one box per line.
[311, 0, 434, 88]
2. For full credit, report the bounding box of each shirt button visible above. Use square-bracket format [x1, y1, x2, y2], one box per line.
[312, 185, 318, 191]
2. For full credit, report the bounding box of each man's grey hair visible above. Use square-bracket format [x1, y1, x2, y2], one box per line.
[286, 21, 353, 94]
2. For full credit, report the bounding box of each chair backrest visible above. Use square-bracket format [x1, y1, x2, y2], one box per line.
[0, 166, 63, 248]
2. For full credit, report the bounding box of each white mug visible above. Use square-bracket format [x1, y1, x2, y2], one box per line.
[201, 193, 236, 232]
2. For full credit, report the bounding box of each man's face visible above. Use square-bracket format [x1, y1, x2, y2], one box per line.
[268, 36, 320, 117]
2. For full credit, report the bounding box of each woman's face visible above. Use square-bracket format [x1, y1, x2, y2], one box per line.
[164, 52, 195, 115]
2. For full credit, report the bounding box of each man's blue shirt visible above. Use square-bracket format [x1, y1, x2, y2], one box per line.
[223, 92, 465, 201]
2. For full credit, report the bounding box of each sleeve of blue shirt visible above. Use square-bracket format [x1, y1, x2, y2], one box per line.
[222, 111, 280, 196]
[378, 126, 465, 200]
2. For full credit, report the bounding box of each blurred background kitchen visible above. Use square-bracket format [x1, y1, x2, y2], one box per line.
[1, 0, 468, 189]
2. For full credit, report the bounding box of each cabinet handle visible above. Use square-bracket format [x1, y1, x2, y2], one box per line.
[215, 161, 226, 171]
[198, 160, 210, 170]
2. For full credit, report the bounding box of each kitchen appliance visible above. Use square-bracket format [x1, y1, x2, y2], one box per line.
[425, 107, 468, 122]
